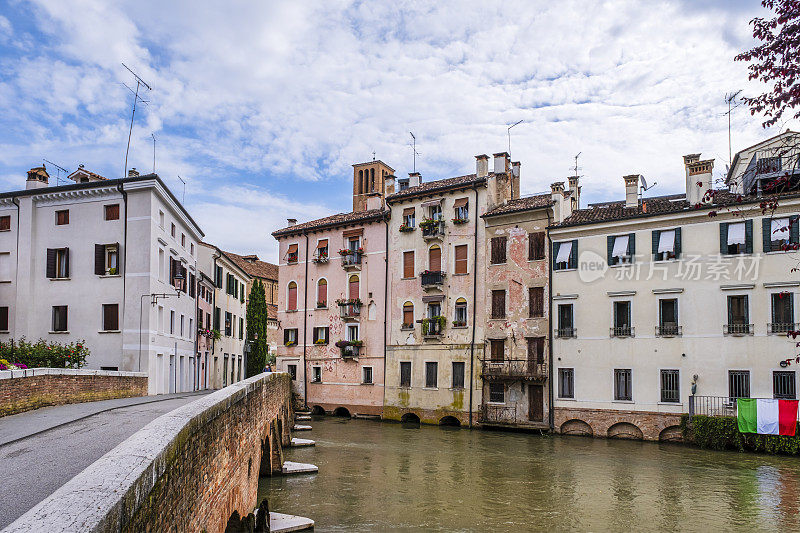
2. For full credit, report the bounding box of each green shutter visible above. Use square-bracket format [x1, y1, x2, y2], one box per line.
[569, 240, 578, 269]
[745, 219, 753, 254]
[628, 233, 635, 258]
[552, 242, 559, 269]
[720, 223, 728, 254]
[652, 230, 660, 260]
[607, 236, 614, 265]
[727, 296, 733, 326]
[791, 216, 799, 245]
[790, 294, 795, 324]
[763, 218, 772, 253]
[674, 227, 682, 259]
[744, 295, 750, 324]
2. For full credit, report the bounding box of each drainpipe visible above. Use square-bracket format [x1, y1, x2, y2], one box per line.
[116, 183, 128, 352]
[301, 232, 310, 408]
[212, 251, 219, 387]
[383, 212, 389, 415]
[12, 198, 20, 336]
[546, 209, 555, 431]
[468, 185, 479, 428]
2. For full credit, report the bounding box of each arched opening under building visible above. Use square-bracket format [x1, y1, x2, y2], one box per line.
[332, 407, 351, 418]
[311, 405, 326, 416]
[439, 416, 461, 427]
[400, 412, 421, 426]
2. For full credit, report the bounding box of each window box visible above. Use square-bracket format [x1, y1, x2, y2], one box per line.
[312, 253, 329, 264]
[451, 217, 468, 225]
[335, 340, 362, 358]
[399, 224, 415, 232]
[452, 320, 467, 328]
[420, 219, 445, 239]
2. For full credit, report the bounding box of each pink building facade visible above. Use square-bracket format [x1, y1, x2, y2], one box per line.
[195, 271, 215, 389]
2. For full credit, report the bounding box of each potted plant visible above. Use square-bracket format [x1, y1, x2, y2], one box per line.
[419, 218, 436, 228]
[451, 217, 468, 225]
[399, 223, 414, 232]
[338, 248, 352, 256]
[285, 340, 296, 347]
[107, 267, 118, 275]
[452, 320, 466, 327]
[314, 338, 327, 345]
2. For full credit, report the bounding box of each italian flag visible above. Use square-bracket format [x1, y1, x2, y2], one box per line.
[737, 399, 799, 436]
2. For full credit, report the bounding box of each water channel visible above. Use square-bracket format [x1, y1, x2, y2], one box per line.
[260, 416, 800, 531]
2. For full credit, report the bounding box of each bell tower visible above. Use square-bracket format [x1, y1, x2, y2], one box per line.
[352, 160, 394, 212]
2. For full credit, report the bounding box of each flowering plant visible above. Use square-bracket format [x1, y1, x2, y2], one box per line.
[399, 223, 414, 232]
[338, 249, 352, 256]
[335, 339, 363, 348]
[336, 298, 363, 306]
[451, 217, 468, 225]
[418, 218, 437, 227]
[0, 338, 89, 369]
[285, 341, 297, 347]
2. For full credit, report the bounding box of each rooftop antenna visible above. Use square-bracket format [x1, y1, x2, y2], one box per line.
[177, 175, 186, 204]
[151, 133, 156, 174]
[372, 150, 376, 161]
[572, 152, 582, 178]
[43, 159, 68, 186]
[121, 62, 152, 179]
[507, 119, 523, 154]
[723, 90, 742, 168]
[409, 132, 420, 173]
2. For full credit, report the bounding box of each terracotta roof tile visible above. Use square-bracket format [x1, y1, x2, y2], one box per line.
[272, 208, 387, 237]
[483, 193, 554, 217]
[223, 251, 278, 280]
[386, 174, 486, 203]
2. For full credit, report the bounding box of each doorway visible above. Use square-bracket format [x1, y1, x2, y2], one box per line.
[529, 384, 544, 422]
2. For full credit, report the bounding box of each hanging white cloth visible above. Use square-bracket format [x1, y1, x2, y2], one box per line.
[727, 222, 745, 245]
[612, 235, 629, 258]
[556, 241, 572, 263]
[771, 218, 790, 242]
[658, 230, 676, 254]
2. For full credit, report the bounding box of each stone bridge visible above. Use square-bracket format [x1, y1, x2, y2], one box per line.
[5, 372, 293, 533]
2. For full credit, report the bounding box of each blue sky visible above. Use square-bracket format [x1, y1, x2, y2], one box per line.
[0, 0, 791, 262]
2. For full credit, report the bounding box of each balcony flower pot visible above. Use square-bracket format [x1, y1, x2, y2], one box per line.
[451, 218, 468, 225]
[399, 224, 414, 232]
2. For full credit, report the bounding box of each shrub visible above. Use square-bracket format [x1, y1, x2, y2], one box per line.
[682, 414, 800, 455]
[0, 338, 89, 369]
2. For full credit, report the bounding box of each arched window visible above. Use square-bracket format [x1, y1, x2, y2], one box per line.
[287, 281, 298, 311]
[349, 275, 359, 300]
[358, 170, 363, 194]
[317, 279, 327, 307]
[403, 302, 414, 328]
[454, 298, 467, 327]
[370, 168, 375, 191]
[429, 245, 442, 272]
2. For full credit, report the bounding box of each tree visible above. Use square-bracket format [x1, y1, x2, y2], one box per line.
[245, 279, 269, 377]
[735, 0, 800, 127]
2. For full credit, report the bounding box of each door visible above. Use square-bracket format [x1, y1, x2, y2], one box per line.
[169, 355, 176, 394]
[529, 384, 544, 422]
[179, 356, 185, 393]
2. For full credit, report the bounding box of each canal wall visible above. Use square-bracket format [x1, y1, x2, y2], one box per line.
[4, 371, 293, 533]
[555, 407, 683, 441]
[0, 368, 147, 417]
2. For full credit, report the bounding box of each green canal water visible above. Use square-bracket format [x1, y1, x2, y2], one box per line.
[259, 417, 800, 532]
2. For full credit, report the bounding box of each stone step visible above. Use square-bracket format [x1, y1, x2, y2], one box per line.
[282, 460, 319, 475]
[295, 410, 312, 415]
[293, 424, 312, 431]
[290, 437, 316, 447]
[270, 512, 315, 532]
[295, 415, 311, 421]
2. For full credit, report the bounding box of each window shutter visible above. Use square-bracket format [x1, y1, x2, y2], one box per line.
[181, 266, 187, 293]
[552, 242, 559, 269]
[46, 248, 56, 278]
[674, 227, 682, 258]
[607, 236, 614, 264]
[214, 307, 220, 330]
[727, 297, 733, 325]
[762, 218, 772, 253]
[651, 231, 659, 259]
[744, 295, 750, 324]
[454, 245, 467, 274]
[64, 248, 69, 278]
[95, 244, 105, 275]
[403, 251, 414, 278]
[628, 233, 635, 257]
[745, 219, 753, 254]
[792, 216, 800, 245]
[720, 223, 728, 254]
[790, 294, 795, 325]
[569, 240, 578, 269]
[189, 273, 196, 298]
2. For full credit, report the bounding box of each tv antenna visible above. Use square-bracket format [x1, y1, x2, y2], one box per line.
[409, 132, 420, 173]
[177, 175, 186, 204]
[121, 63, 152, 179]
[151, 133, 156, 174]
[43, 159, 68, 186]
[507, 119, 523, 154]
[572, 152, 583, 178]
[723, 90, 742, 167]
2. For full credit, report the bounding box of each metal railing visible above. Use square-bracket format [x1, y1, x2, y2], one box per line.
[481, 359, 547, 381]
[723, 323, 754, 335]
[421, 221, 445, 238]
[341, 251, 362, 268]
[422, 319, 443, 337]
[555, 327, 577, 338]
[610, 326, 635, 338]
[421, 271, 445, 287]
[338, 302, 361, 318]
[340, 344, 361, 358]
[689, 395, 800, 420]
[769, 322, 799, 334]
[480, 404, 518, 423]
[655, 325, 682, 337]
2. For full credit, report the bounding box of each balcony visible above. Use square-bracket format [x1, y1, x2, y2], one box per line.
[311, 252, 329, 264]
[422, 317, 444, 339]
[769, 322, 798, 335]
[420, 220, 445, 240]
[610, 326, 635, 338]
[724, 323, 754, 336]
[420, 271, 445, 289]
[340, 250, 362, 270]
[335, 340, 362, 358]
[481, 359, 547, 382]
[338, 300, 362, 320]
[554, 327, 576, 339]
[655, 325, 683, 337]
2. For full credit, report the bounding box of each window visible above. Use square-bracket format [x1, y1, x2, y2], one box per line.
[529, 287, 544, 318]
[402, 207, 415, 228]
[403, 251, 415, 278]
[653, 229, 680, 260]
[316, 239, 329, 260]
[239, 317, 244, 340]
[287, 364, 297, 380]
[95, 244, 119, 275]
[726, 295, 750, 334]
[52, 305, 68, 332]
[763, 217, 798, 252]
[490, 339, 504, 362]
[453, 198, 468, 221]
[660, 369, 679, 403]
[190, 243, 194, 255]
[46, 248, 70, 279]
[612, 301, 632, 336]
[608, 234, 634, 265]
[362, 367, 373, 385]
[225, 312, 232, 336]
[55, 210, 69, 225]
[104, 204, 120, 221]
[771, 292, 795, 333]
[102, 304, 119, 331]
[425, 361, 438, 388]
[658, 299, 679, 336]
[527, 337, 544, 365]
[488, 383, 504, 403]
[171, 223, 176, 238]
[347, 324, 359, 342]
[553, 240, 577, 270]
[284, 328, 298, 346]
[158, 306, 164, 334]
[429, 204, 442, 221]
[0, 306, 9, 331]
[287, 282, 298, 311]
[490, 236, 507, 264]
[428, 245, 441, 271]
[313, 327, 329, 344]
[491, 289, 506, 319]
[170, 310, 175, 335]
[349, 275, 359, 300]
[720, 221, 752, 255]
[454, 298, 467, 327]
[452, 362, 465, 389]
[398, 179, 409, 192]
[614, 369, 632, 401]
[729, 370, 750, 400]
[774, 371, 796, 400]
[286, 243, 299, 264]
[159, 210, 164, 228]
[402, 302, 414, 328]
[158, 249, 165, 281]
[180, 314, 185, 337]
[454, 244, 468, 274]
[0, 215, 11, 231]
[0, 252, 10, 282]
[312, 366, 322, 383]
[400, 361, 412, 387]
[558, 368, 574, 398]
[557, 304, 574, 337]
[528, 232, 546, 261]
[317, 279, 328, 307]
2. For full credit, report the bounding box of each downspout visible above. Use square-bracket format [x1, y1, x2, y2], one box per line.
[212, 251, 219, 387]
[116, 183, 128, 352]
[382, 211, 389, 416]
[302, 231, 310, 408]
[546, 209, 555, 431]
[468, 184, 479, 428]
[12, 198, 20, 337]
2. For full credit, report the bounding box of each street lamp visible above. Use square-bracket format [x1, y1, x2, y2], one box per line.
[138, 282, 183, 373]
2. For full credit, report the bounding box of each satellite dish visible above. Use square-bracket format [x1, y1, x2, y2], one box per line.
[640, 175, 648, 189]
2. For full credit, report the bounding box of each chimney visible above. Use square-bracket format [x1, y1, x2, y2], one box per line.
[550, 182, 565, 222]
[128, 168, 139, 178]
[624, 175, 640, 208]
[385, 174, 396, 196]
[511, 161, 521, 200]
[475, 154, 489, 178]
[493, 152, 510, 175]
[287, 218, 297, 226]
[408, 172, 421, 187]
[568, 175, 580, 210]
[684, 154, 714, 205]
[26, 166, 50, 190]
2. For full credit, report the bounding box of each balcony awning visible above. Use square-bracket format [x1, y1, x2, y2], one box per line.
[727, 222, 745, 245]
[422, 295, 445, 303]
[343, 228, 363, 238]
[402, 207, 415, 216]
[317, 239, 328, 249]
[420, 199, 443, 208]
[612, 235, 629, 258]
[555, 241, 572, 263]
[453, 198, 468, 208]
[287, 243, 298, 254]
[772, 218, 790, 241]
[658, 230, 675, 253]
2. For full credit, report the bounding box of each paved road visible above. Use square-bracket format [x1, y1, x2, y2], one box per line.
[0, 392, 210, 529]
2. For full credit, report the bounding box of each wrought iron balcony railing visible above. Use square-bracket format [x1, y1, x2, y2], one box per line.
[655, 325, 682, 337]
[480, 359, 547, 381]
[421, 221, 445, 239]
[420, 271, 445, 288]
[610, 326, 635, 338]
[341, 251, 362, 268]
[768, 322, 798, 335]
[338, 302, 361, 319]
[554, 327, 576, 338]
[723, 323, 754, 336]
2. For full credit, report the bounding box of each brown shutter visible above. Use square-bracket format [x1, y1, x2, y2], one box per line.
[491, 339, 504, 361]
[349, 277, 359, 299]
[342, 228, 363, 238]
[491, 237, 507, 264]
[104, 304, 119, 331]
[64, 248, 69, 278]
[317, 239, 328, 249]
[492, 290, 506, 319]
[529, 287, 543, 318]
[46, 248, 56, 278]
[181, 265, 188, 293]
[95, 244, 105, 275]
[453, 198, 468, 208]
[403, 251, 414, 278]
[454, 245, 467, 274]
[403, 304, 413, 326]
[429, 247, 441, 271]
[402, 207, 415, 217]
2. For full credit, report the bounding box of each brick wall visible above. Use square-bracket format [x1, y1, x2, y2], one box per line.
[0, 369, 148, 417]
[5, 372, 292, 533]
[554, 406, 684, 441]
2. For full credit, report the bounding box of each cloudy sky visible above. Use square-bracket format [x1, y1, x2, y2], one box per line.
[0, 0, 791, 262]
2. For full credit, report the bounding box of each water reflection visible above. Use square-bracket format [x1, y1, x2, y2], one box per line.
[259, 417, 800, 532]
